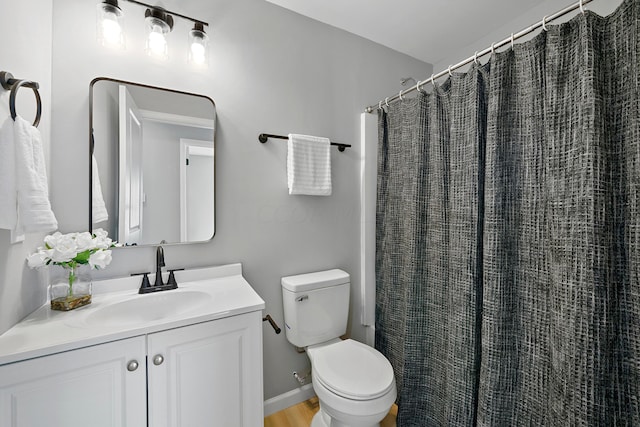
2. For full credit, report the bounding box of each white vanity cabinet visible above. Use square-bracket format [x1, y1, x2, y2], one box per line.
[0, 264, 266, 427]
[0, 336, 147, 427]
[0, 312, 263, 427]
[148, 311, 263, 427]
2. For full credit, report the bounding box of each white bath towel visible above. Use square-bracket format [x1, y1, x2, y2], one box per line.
[13, 115, 58, 233]
[287, 134, 332, 196]
[0, 118, 17, 229]
[92, 155, 109, 224]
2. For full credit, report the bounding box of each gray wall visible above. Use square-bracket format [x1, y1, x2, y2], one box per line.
[48, 0, 430, 400]
[0, 0, 53, 336]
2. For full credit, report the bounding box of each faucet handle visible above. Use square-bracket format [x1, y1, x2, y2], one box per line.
[166, 268, 184, 288]
[131, 272, 152, 293]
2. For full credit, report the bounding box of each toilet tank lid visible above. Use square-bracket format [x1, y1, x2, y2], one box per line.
[282, 269, 350, 292]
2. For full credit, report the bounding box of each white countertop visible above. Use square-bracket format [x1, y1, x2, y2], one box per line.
[0, 263, 265, 366]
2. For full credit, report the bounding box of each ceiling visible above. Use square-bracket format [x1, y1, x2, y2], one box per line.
[264, 0, 543, 65]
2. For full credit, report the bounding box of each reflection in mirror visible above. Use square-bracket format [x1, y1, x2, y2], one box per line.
[90, 78, 215, 246]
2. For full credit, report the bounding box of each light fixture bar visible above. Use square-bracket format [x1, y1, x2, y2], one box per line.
[123, 0, 209, 26]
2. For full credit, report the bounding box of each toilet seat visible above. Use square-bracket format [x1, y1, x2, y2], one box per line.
[311, 339, 395, 401]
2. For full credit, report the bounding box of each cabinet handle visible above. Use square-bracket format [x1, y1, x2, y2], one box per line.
[127, 360, 139, 372]
[153, 354, 164, 366]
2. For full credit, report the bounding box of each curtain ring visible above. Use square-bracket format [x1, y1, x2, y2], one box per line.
[378, 101, 383, 110]
[398, 90, 404, 101]
[447, 65, 453, 77]
[474, 51, 479, 65]
[511, 33, 515, 49]
[579, 0, 585, 14]
[491, 42, 496, 54]
[385, 97, 390, 107]
[430, 74, 438, 91]
[542, 15, 548, 31]
[416, 80, 425, 94]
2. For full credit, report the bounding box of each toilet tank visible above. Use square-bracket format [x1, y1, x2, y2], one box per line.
[281, 269, 350, 348]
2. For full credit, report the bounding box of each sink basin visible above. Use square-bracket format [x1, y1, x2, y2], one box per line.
[82, 291, 213, 327]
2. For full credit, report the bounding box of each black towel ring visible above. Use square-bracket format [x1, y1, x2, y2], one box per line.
[0, 71, 42, 128]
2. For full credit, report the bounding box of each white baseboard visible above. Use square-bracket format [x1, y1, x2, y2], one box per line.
[263, 383, 316, 417]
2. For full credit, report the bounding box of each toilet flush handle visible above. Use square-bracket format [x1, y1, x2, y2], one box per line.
[295, 295, 308, 302]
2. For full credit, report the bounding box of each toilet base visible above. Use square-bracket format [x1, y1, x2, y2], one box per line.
[311, 405, 382, 427]
[311, 410, 329, 427]
[311, 409, 380, 427]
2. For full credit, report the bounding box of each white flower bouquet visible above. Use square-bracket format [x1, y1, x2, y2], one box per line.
[27, 229, 119, 310]
[27, 228, 117, 270]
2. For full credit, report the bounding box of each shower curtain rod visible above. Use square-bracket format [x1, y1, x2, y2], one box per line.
[365, 0, 596, 113]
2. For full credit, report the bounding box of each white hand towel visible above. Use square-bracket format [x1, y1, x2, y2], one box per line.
[14, 115, 58, 233]
[287, 134, 332, 196]
[0, 118, 17, 230]
[92, 155, 109, 224]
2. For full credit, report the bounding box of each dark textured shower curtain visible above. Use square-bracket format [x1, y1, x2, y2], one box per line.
[375, 1, 640, 426]
[376, 69, 487, 426]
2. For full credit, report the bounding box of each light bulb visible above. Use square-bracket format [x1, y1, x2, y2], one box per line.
[147, 24, 167, 56]
[144, 10, 172, 60]
[97, 0, 124, 49]
[190, 41, 206, 64]
[101, 13, 122, 45]
[188, 23, 209, 67]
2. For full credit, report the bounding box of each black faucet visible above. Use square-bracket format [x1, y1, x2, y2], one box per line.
[134, 245, 182, 294]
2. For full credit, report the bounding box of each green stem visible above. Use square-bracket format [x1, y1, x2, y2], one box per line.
[67, 263, 77, 297]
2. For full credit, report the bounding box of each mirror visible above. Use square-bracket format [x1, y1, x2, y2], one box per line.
[90, 77, 215, 246]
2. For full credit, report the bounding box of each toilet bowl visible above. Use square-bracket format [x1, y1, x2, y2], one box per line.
[307, 339, 396, 427]
[281, 270, 397, 427]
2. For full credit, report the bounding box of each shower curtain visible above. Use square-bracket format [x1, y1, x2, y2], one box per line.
[375, 1, 640, 426]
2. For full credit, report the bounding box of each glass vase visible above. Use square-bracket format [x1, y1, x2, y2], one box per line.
[49, 264, 92, 311]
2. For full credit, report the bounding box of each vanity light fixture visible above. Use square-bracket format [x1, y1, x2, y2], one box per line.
[97, 0, 125, 49]
[96, 0, 210, 66]
[188, 22, 209, 66]
[144, 7, 173, 59]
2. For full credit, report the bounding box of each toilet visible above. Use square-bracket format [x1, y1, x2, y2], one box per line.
[282, 269, 396, 427]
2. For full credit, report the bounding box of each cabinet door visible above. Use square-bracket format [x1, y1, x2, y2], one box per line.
[0, 336, 146, 427]
[148, 311, 264, 427]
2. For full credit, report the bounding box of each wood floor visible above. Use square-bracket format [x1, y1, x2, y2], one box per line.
[264, 397, 397, 427]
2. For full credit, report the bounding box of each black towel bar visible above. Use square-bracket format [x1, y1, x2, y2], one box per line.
[259, 133, 351, 152]
[0, 71, 42, 128]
